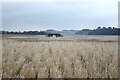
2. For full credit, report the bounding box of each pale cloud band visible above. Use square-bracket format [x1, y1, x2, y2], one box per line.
[0, 0, 119, 2]
[1, 0, 119, 31]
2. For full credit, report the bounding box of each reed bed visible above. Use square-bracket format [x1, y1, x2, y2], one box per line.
[2, 36, 118, 78]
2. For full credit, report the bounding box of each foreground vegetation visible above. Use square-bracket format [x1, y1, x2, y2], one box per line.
[2, 35, 118, 78]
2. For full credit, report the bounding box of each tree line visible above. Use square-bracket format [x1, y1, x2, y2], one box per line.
[1, 27, 120, 35]
[75, 27, 120, 35]
[1, 31, 47, 35]
[88, 27, 120, 35]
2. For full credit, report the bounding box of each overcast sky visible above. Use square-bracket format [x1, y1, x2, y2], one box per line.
[2, 0, 119, 31]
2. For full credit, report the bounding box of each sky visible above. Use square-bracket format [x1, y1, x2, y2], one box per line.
[1, 0, 119, 31]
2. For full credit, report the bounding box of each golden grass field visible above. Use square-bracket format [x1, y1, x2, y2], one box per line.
[1, 35, 118, 78]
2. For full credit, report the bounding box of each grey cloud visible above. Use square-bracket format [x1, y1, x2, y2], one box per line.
[2, 2, 117, 31]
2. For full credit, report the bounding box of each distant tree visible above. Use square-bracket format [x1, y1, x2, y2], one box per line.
[88, 27, 119, 35]
[82, 29, 90, 31]
[97, 26, 101, 30]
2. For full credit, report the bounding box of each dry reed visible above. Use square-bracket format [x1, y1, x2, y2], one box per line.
[2, 36, 118, 78]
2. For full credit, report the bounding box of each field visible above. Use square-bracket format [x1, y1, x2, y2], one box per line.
[1, 35, 118, 78]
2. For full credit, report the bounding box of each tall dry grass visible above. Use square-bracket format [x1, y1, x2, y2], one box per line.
[2, 36, 118, 78]
[0, 39, 2, 79]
